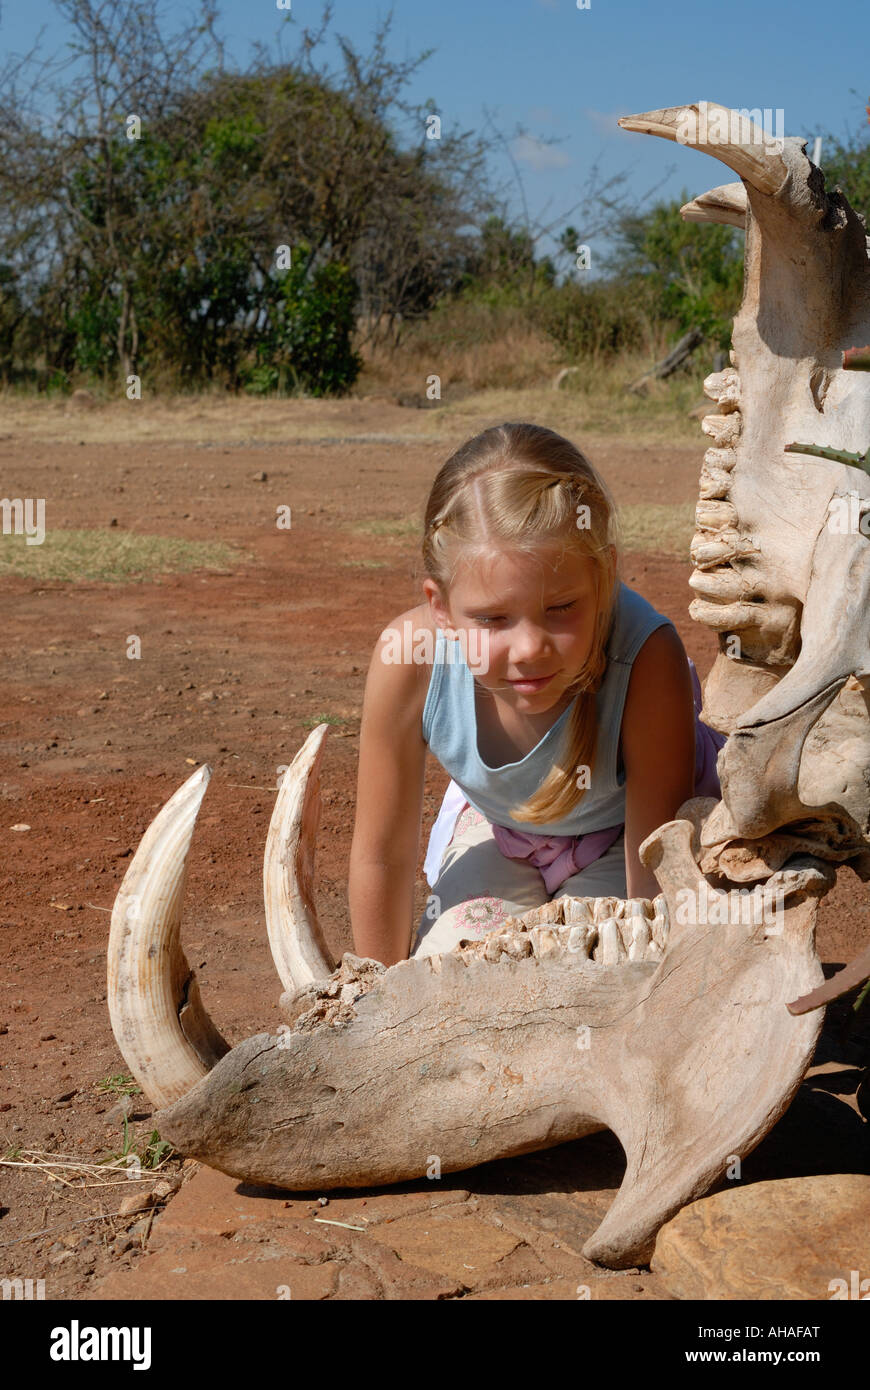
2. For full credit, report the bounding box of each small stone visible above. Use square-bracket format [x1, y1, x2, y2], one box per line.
[151, 1176, 181, 1200]
[109, 518, 118, 527]
[10, 824, 30, 832]
[252, 470, 267, 482]
[106, 1095, 134, 1122]
[118, 1190, 155, 1217]
[112, 1235, 136, 1255]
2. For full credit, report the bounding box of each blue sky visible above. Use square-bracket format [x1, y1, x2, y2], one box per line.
[3, 0, 868, 261]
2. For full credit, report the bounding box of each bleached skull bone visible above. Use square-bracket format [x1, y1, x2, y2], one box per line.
[620, 103, 870, 863]
[106, 724, 833, 1269]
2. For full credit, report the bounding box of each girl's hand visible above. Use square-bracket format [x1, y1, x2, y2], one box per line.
[621, 624, 696, 901]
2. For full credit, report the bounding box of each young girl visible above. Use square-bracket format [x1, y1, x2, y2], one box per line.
[349, 422, 724, 967]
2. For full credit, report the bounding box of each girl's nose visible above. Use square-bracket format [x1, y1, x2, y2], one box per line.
[510, 621, 550, 665]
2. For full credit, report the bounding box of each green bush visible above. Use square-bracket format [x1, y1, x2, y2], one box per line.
[243, 245, 362, 396]
[601, 195, 744, 350]
[533, 279, 657, 360]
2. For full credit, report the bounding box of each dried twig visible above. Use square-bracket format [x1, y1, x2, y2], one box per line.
[313, 1217, 367, 1231]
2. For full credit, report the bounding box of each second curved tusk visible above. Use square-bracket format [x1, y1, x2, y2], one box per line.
[264, 723, 335, 993]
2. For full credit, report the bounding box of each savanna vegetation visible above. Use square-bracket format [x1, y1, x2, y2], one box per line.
[1, 0, 868, 399]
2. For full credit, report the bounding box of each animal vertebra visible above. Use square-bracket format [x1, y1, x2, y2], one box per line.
[108, 725, 830, 1269]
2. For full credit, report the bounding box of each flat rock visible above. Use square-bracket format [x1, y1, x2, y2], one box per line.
[95, 1236, 337, 1300]
[653, 1174, 870, 1300]
[150, 1163, 473, 1244]
[366, 1212, 521, 1285]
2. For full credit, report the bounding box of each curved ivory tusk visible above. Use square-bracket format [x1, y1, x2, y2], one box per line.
[681, 181, 747, 229]
[107, 764, 229, 1109]
[263, 723, 335, 993]
[618, 104, 790, 194]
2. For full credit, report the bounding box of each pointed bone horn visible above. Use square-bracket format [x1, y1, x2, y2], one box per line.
[618, 104, 789, 194]
[264, 722, 335, 993]
[681, 181, 747, 229]
[107, 764, 229, 1109]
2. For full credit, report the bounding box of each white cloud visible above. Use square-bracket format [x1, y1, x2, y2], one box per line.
[511, 134, 572, 169]
[584, 108, 632, 137]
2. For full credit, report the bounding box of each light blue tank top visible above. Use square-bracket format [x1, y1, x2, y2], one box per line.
[421, 581, 675, 836]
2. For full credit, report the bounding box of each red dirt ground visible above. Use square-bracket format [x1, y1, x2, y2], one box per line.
[1, 426, 868, 1298]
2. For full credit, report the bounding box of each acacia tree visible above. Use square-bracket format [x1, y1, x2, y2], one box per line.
[0, 0, 499, 390]
[1, 0, 227, 381]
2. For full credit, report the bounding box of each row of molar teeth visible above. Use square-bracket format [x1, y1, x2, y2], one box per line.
[690, 372, 746, 587]
[470, 893, 670, 965]
[589, 895, 669, 963]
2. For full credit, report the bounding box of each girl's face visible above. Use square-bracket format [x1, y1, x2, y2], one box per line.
[425, 541, 611, 712]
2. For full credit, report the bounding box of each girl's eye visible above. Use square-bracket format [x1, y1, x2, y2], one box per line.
[469, 600, 572, 622]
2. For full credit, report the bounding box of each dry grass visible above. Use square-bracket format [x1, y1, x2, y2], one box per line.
[0, 528, 246, 582]
[617, 502, 696, 558]
[350, 502, 695, 559]
[360, 306, 560, 394]
[0, 338, 712, 449]
[0, 1150, 171, 1187]
[0, 389, 447, 445]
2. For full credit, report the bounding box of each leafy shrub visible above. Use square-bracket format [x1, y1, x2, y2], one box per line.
[243, 245, 362, 396]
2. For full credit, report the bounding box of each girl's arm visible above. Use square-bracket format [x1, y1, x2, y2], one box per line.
[620, 624, 697, 901]
[349, 611, 429, 966]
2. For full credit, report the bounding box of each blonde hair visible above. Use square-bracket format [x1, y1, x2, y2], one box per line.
[422, 422, 622, 825]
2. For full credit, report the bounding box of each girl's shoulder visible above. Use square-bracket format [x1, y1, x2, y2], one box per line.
[607, 581, 676, 664]
[362, 603, 437, 733]
[375, 602, 441, 670]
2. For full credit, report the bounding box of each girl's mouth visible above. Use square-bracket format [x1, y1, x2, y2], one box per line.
[507, 673, 557, 692]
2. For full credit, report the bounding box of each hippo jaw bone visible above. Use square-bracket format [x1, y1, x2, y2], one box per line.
[108, 727, 830, 1269]
[619, 102, 870, 870]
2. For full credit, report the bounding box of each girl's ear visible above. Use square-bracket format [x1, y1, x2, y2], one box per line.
[423, 577, 452, 630]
